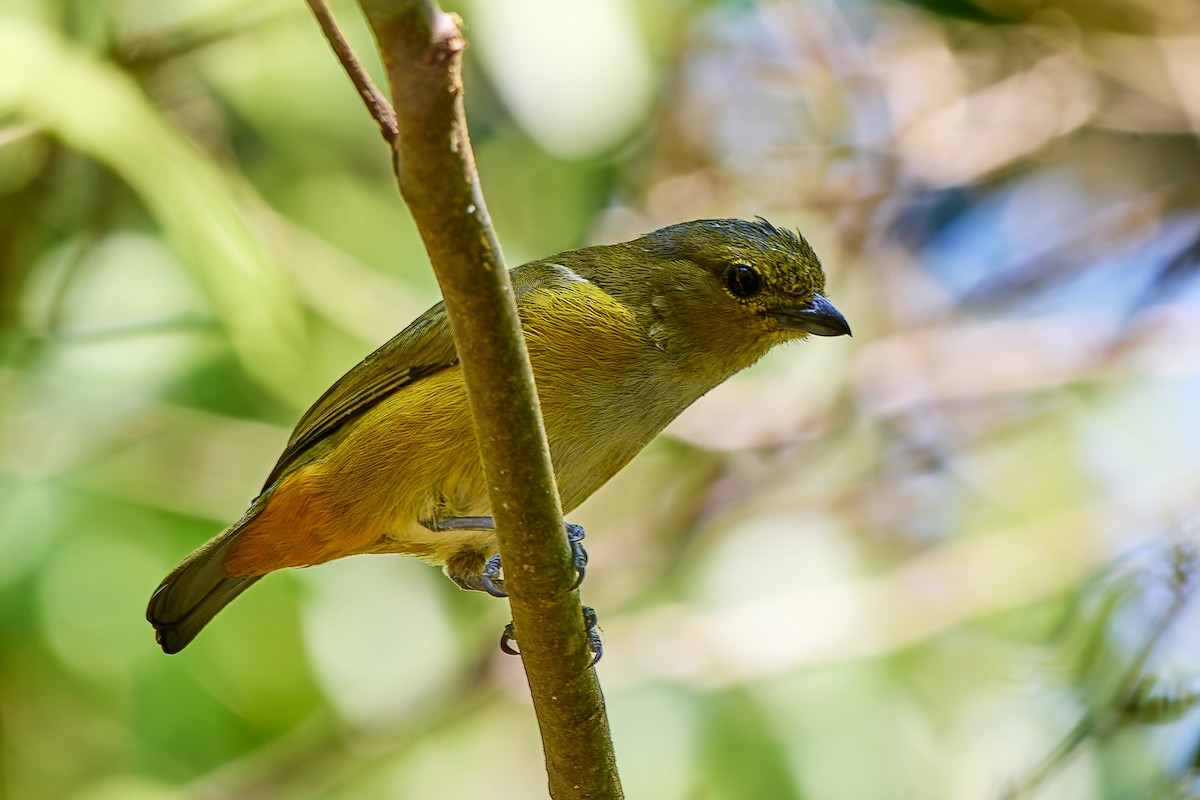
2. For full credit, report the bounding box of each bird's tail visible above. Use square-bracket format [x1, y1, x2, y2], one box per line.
[146, 507, 264, 654]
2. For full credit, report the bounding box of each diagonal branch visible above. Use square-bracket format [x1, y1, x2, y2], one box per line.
[308, 1, 623, 797]
[304, 0, 397, 144]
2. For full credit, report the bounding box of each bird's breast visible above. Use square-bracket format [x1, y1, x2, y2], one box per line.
[523, 317, 701, 511]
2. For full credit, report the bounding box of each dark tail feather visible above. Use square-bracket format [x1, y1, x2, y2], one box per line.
[147, 513, 263, 654]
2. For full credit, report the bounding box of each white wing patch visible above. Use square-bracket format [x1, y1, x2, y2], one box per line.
[548, 262, 589, 285]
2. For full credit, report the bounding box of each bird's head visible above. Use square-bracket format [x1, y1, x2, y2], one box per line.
[619, 218, 850, 374]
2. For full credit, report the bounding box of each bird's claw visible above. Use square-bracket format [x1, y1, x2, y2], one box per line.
[481, 553, 507, 598]
[441, 519, 586, 595]
[500, 621, 519, 656]
[566, 523, 588, 591]
[445, 519, 596, 661]
[582, 605, 603, 666]
[499, 605, 603, 667]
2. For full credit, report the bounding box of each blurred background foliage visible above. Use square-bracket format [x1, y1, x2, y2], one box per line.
[2, 0, 1200, 797]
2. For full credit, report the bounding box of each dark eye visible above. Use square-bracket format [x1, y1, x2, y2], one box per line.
[725, 263, 761, 298]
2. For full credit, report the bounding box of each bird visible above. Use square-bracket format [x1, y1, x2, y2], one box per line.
[147, 217, 851, 654]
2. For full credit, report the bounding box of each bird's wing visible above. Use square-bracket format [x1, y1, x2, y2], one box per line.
[262, 298, 460, 489]
[261, 264, 564, 490]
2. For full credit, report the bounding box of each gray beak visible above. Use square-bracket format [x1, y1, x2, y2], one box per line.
[773, 294, 852, 337]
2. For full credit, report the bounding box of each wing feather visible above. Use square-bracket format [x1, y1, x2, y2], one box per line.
[261, 263, 569, 490]
[263, 302, 458, 488]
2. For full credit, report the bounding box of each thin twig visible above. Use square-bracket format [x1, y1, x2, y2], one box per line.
[304, 0, 398, 144]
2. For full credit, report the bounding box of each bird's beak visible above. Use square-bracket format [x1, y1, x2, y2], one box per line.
[772, 294, 852, 337]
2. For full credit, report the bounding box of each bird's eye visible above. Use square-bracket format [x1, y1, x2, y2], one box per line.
[725, 263, 761, 298]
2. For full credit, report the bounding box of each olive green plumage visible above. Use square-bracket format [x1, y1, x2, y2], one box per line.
[148, 218, 850, 653]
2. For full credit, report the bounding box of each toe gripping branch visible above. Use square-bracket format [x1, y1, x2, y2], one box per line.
[502, 606, 603, 667]
[496, 523, 601, 665]
[565, 522, 588, 590]
[432, 516, 601, 665]
[434, 518, 589, 598]
[479, 522, 589, 598]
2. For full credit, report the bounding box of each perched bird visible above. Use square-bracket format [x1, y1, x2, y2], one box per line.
[147, 218, 850, 653]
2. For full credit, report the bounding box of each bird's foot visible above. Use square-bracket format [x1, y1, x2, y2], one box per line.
[434, 516, 596, 662]
[566, 523, 588, 590]
[449, 552, 506, 598]
[435, 517, 589, 594]
[501, 606, 603, 667]
[481, 553, 505, 597]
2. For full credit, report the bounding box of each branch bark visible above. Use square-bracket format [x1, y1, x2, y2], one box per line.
[304, 0, 397, 144]
[308, 1, 623, 796]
